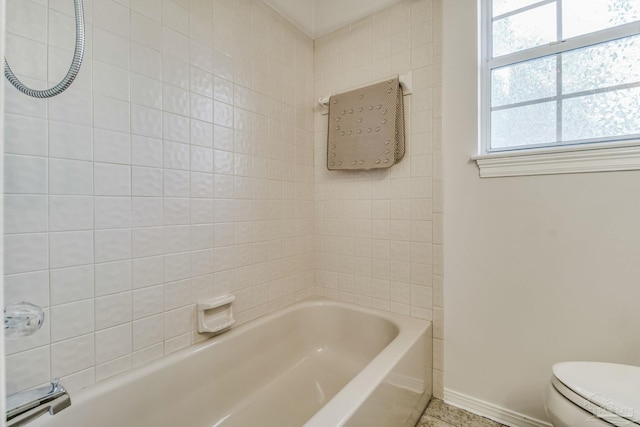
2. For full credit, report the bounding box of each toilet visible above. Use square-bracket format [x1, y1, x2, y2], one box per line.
[545, 361, 640, 427]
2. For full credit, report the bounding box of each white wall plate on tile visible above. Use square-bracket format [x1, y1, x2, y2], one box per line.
[197, 294, 235, 334]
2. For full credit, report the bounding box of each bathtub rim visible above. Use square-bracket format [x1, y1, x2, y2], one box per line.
[49, 298, 431, 426]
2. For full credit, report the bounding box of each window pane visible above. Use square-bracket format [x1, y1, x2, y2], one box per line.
[492, 56, 557, 107]
[563, 87, 640, 141]
[493, 4, 557, 57]
[563, 35, 640, 94]
[491, 102, 557, 149]
[563, 0, 640, 39]
[492, 0, 542, 17]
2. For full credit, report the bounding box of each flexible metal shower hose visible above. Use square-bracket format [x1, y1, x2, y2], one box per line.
[4, 0, 85, 98]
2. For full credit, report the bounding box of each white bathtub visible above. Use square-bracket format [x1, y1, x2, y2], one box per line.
[31, 299, 432, 427]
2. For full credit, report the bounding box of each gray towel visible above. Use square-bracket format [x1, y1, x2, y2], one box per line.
[327, 78, 405, 170]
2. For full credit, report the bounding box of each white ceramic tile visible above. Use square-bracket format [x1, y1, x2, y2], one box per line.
[95, 291, 132, 330]
[50, 230, 94, 269]
[95, 323, 132, 364]
[132, 285, 164, 319]
[131, 0, 161, 22]
[95, 197, 132, 229]
[48, 87, 92, 126]
[190, 40, 213, 74]
[190, 249, 214, 277]
[5, 233, 48, 274]
[131, 11, 161, 50]
[132, 314, 164, 351]
[162, 112, 190, 144]
[6, 0, 48, 42]
[163, 83, 189, 116]
[5, 307, 50, 356]
[190, 199, 213, 225]
[59, 368, 95, 393]
[93, 61, 130, 101]
[48, 9, 81, 53]
[132, 197, 164, 227]
[51, 334, 95, 378]
[163, 305, 193, 339]
[49, 121, 93, 161]
[132, 166, 163, 196]
[131, 73, 162, 109]
[191, 146, 213, 172]
[95, 354, 132, 382]
[163, 169, 190, 197]
[163, 225, 190, 254]
[132, 135, 163, 167]
[6, 346, 50, 395]
[5, 155, 48, 194]
[94, 95, 130, 133]
[4, 77, 47, 119]
[131, 42, 162, 80]
[95, 228, 132, 263]
[164, 332, 190, 354]
[132, 226, 164, 257]
[5, 33, 47, 80]
[132, 343, 164, 368]
[94, 129, 131, 164]
[191, 66, 213, 98]
[5, 195, 48, 234]
[162, 26, 189, 62]
[164, 198, 190, 225]
[93, 27, 130, 70]
[95, 260, 132, 296]
[50, 264, 95, 305]
[164, 252, 190, 282]
[93, 0, 130, 38]
[50, 299, 95, 342]
[49, 158, 93, 195]
[49, 196, 93, 231]
[190, 172, 213, 198]
[162, 55, 189, 89]
[94, 163, 131, 196]
[164, 279, 191, 310]
[189, 224, 213, 252]
[4, 113, 48, 156]
[132, 255, 164, 289]
[131, 104, 162, 138]
[190, 117, 213, 145]
[4, 270, 49, 307]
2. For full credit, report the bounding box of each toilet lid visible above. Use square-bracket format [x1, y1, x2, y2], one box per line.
[553, 362, 640, 425]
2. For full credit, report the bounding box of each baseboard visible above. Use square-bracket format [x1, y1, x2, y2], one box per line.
[443, 389, 553, 427]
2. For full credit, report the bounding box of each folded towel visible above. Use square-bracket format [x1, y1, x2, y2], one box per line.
[327, 77, 405, 170]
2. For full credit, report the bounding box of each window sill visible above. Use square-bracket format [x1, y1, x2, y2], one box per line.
[472, 141, 640, 178]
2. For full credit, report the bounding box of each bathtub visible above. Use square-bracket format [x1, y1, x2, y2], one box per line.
[30, 299, 432, 427]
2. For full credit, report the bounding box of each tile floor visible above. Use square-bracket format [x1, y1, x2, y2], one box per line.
[418, 399, 507, 427]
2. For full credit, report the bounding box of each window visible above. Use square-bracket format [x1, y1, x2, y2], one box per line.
[476, 0, 640, 177]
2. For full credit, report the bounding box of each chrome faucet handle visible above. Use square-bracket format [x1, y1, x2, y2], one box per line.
[4, 302, 45, 338]
[7, 379, 71, 426]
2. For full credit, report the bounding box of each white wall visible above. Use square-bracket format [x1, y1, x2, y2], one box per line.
[443, 0, 640, 423]
[1, 0, 6, 420]
[313, 0, 444, 396]
[4, 0, 315, 396]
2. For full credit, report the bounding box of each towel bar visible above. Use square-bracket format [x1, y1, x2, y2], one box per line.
[318, 71, 412, 107]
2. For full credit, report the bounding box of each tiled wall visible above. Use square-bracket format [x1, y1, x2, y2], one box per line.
[312, 0, 444, 397]
[3, 0, 315, 395]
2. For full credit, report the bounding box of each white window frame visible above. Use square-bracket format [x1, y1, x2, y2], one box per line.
[475, 0, 640, 178]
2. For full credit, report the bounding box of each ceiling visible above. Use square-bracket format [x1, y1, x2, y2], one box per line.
[262, 0, 403, 39]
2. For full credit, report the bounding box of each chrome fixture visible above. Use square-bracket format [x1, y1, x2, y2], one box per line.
[4, 302, 44, 338]
[6, 380, 71, 427]
[4, 0, 85, 98]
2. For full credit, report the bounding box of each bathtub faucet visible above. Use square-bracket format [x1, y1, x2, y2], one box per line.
[6, 379, 71, 427]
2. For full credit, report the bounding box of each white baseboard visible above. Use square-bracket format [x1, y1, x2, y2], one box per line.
[443, 389, 553, 427]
